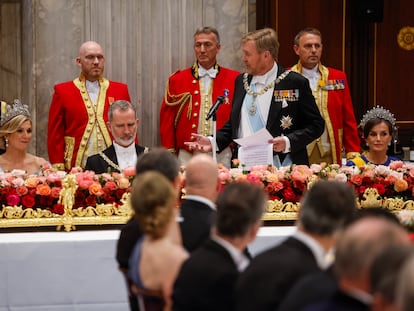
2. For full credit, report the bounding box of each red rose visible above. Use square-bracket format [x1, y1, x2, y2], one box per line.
[85, 195, 97, 207]
[282, 187, 296, 202]
[116, 189, 126, 200]
[53, 203, 64, 215]
[373, 183, 386, 195]
[21, 195, 35, 208]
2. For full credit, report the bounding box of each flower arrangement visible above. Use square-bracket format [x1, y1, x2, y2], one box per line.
[218, 160, 414, 204]
[0, 166, 135, 215]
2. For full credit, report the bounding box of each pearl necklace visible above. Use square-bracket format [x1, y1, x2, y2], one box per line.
[243, 70, 291, 115]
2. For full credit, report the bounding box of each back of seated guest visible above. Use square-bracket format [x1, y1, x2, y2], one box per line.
[179, 154, 220, 252]
[128, 171, 188, 311]
[173, 182, 266, 311]
[115, 147, 182, 311]
[0, 99, 49, 174]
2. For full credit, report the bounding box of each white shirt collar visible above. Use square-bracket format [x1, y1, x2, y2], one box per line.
[113, 142, 137, 170]
[251, 62, 278, 87]
[212, 235, 250, 272]
[85, 80, 100, 104]
[293, 230, 329, 269]
[301, 65, 319, 79]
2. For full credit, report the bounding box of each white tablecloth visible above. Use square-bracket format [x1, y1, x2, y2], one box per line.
[0, 226, 295, 311]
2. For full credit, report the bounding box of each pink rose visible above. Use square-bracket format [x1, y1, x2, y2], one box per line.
[117, 177, 130, 189]
[50, 187, 62, 199]
[123, 166, 136, 178]
[16, 186, 28, 196]
[7, 194, 20, 206]
[103, 181, 117, 192]
[350, 174, 363, 186]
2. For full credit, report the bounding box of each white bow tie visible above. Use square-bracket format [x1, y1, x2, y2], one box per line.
[199, 67, 217, 78]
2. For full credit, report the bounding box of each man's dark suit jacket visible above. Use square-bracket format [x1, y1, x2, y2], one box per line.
[173, 239, 239, 311]
[234, 236, 321, 311]
[216, 67, 324, 165]
[84, 144, 146, 174]
[278, 266, 337, 311]
[179, 198, 215, 253]
[303, 289, 370, 311]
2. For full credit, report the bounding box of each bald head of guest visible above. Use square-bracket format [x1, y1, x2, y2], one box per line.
[76, 41, 105, 81]
[335, 216, 410, 293]
[184, 154, 219, 202]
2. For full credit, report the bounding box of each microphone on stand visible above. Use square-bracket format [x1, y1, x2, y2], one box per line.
[206, 96, 225, 121]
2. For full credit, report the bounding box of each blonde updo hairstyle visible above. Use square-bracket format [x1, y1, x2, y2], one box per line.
[0, 115, 32, 149]
[130, 171, 176, 239]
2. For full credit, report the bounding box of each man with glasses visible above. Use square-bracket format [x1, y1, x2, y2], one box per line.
[48, 41, 131, 171]
[160, 26, 239, 167]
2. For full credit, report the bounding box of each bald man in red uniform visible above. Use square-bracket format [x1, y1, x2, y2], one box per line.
[160, 26, 239, 167]
[48, 41, 130, 171]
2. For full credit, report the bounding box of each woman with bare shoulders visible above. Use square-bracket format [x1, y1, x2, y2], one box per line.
[0, 99, 49, 174]
[128, 171, 188, 311]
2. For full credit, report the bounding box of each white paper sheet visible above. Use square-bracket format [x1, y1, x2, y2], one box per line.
[234, 128, 274, 169]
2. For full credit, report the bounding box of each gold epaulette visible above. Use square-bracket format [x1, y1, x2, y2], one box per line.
[163, 79, 192, 128]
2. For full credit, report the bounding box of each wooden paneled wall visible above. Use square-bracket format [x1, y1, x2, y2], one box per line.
[257, 0, 414, 147]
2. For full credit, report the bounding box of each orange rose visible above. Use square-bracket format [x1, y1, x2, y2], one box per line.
[36, 184, 51, 196]
[394, 179, 408, 192]
[88, 182, 103, 196]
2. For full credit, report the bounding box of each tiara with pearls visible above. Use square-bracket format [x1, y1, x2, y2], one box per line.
[0, 99, 31, 127]
[360, 106, 396, 130]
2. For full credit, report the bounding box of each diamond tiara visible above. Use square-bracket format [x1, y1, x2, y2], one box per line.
[360, 106, 396, 130]
[0, 99, 31, 127]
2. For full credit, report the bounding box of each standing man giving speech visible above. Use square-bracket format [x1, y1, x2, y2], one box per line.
[187, 28, 324, 167]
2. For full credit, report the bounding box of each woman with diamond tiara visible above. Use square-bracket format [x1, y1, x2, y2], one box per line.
[0, 99, 49, 174]
[346, 106, 399, 167]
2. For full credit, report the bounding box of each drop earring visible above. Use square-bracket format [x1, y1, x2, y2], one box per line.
[4, 137, 8, 148]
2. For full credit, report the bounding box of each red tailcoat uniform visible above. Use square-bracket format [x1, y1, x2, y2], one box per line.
[48, 75, 130, 171]
[292, 63, 360, 164]
[160, 63, 239, 155]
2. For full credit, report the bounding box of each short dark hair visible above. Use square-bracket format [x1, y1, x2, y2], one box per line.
[294, 28, 322, 46]
[299, 181, 357, 235]
[108, 100, 137, 121]
[194, 26, 220, 44]
[135, 147, 179, 182]
[215, 182, 266, 237]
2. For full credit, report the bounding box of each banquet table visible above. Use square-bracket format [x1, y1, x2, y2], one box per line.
[0, 226, 295, 311]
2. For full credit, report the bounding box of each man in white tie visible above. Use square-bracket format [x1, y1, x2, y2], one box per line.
[48, 41, 131, 171]
[291, 28, 360, 165]
[160, 26, 239, 167]
[84, 100, 148, 174]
